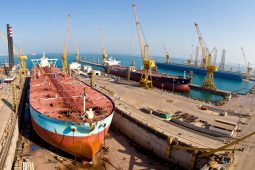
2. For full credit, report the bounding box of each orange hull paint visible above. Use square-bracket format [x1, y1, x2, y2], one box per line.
[31, 116, 109, 160]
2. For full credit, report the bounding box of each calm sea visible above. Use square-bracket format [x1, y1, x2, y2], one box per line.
[1, 53, 254, 101]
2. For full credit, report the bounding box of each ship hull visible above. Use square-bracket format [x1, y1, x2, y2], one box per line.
[30, 101, 113, 161]
[156, 62, 243, 81]
[107, 66, 191, 92]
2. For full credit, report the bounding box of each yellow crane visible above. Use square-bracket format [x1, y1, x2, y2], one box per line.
[162, 44, 170, 64]
[168, 131, 255, 169]
[62, 14, 71, 73]
[99, 28, 107, 65]
[194, 22, 218, 90]
[241, 47, 252, 81]
[0, 30, 27, 76]
[132, 4, 155, 89]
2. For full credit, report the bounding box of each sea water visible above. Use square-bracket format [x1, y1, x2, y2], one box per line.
[1, 53, 254, 101]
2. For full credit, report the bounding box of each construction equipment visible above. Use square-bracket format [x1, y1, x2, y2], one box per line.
[99, 28, 108, 65]
[62, 14, 71, 73]
[132, 4, 155, 89]
[241, 47, 252, 81]
[219, 49, 226, 70]
[194, 22, 218, 90]
[11, 81, 17, 113]
[162, 44, 170, 63]
[0, 27, 27, 77]
[168, 131, 255, 169]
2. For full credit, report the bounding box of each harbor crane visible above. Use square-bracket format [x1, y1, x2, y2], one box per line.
[241, 47, 253, 81]
[62, 14, 71, 73]
[194, 22, 218, 90]
[132, 4, 155, 89]
[0, 29, 27, 77]
[219, 49, 226, 70]
[99, 28, 108, 65]
[162, 44, 170, 63]
[168, 131, 255, 169]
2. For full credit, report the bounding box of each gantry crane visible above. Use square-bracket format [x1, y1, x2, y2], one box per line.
[99, 28, 108, 65]
[241, 47, 252, 81]
[162, 44, 170, 64]
[132, 4, 155, 89]
[194, 22, 218, 90]
[0, 29, 27, 76]
[168, 131, 255, 170]
[62, 14, 71, 73]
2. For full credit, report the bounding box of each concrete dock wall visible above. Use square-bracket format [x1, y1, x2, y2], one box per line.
[3, 119, 19, 170]
[112, 108, 193, 169]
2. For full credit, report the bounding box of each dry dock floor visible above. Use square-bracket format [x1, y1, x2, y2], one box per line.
[80, 76, 255, 170]
[90, 77, 241, 148]
[20, 129, 174, 170]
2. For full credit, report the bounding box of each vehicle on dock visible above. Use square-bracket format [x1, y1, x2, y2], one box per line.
[29, 55, 115, 161]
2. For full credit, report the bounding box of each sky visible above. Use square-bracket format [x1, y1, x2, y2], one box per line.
[0, 0, 255, 65]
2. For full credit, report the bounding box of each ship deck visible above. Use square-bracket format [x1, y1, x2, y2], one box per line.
[30, 67, 114, 123]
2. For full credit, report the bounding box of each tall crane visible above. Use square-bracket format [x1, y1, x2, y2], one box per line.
[132, 4, 155, 89]
[213, 48, 217, 65]
[162, 44, 170, 64]
[241, 47, 252, 81]
[219, 49, 226, 70]
[0, 29, 27, 76]
[62, 14, 71, 73]
[194, 22, 218, 90]
[99, 28, 108, 65]
[194, 23, 208, 68]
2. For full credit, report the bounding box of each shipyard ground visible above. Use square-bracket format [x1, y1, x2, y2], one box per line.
[18, 124, 174, 170]
[1, 73, 255, 169]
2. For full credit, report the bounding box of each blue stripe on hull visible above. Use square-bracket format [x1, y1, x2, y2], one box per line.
[30, 104, 114, 137]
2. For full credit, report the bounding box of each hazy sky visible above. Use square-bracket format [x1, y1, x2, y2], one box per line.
[0, 0, 255, 65]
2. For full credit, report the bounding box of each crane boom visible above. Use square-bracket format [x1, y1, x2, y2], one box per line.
[132, 4, 146, 59]
[198, 131, 255, 158]
[99, 28, 107, 65]
[62, 14, 71, 73]
[241, 47, 248, 67]
[194, 22, 209, 67]
[131, 3, 155, 89]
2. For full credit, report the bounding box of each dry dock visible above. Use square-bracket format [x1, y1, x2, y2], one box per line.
[76, 74, 254, 169]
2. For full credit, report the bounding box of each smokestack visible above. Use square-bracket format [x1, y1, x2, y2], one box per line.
[7, 24, 14, 69]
